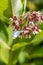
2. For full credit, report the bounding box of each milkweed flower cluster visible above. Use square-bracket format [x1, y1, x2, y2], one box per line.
[10, 11, 43, 39]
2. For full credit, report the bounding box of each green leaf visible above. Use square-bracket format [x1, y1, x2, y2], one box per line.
[0, 0, 27, 18]
[32, 45, 43, 58]
[17, 44, 43, 65]
[1, 45, 9, 64]
[11, 0, 27, 17]
[12, 42, 29, 51]
[0, 21, 9, 43]
[39, 23, 43, 30]
[12, 38, 32, 51]
[0, 0, 12, 18]
[7, 48, 21, 65]
[22, 59, 43, 65]
[11, 33, 35, 51]
[31, 31, 43, 45]
[13, 49, 21, 65]
[7, 26, 13, 46]
[0, 61, 6, 65]
[19, 43, 43, 61]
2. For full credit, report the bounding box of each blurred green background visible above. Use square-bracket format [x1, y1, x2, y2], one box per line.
[26, 0, 43, 11]
[0, 0, 43, 65]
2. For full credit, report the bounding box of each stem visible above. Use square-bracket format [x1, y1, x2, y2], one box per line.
[29, 44, 34, 60]
[7, 40, 14, 65]
[8, 50, 13, 65]
[7, 0, 27, 65]
[24, 0, 27, 13]
[7, 50, 14, 65]
[7, 39, 18, 65]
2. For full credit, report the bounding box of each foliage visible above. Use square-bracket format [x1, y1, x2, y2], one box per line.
[0, 0, 43, 65]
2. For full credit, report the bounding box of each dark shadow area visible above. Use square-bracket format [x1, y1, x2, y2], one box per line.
[0, 20, 9, 42]
[0, 60, 6, 65]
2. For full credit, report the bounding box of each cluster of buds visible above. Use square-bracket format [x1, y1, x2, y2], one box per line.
[10, 11, 43, 39]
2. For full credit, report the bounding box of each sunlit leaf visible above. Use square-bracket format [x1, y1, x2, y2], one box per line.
[11, 0, 27, 17]
[1, 45, 9, 64]
[0, 0, 12, 18]
[7, 26, 13, 46]
[31, 31, 43, 45]
[11, 38, 32, 51]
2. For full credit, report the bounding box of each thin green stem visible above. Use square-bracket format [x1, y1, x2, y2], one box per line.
[7, 50, 14, 65]
[24, 0, 27, 13]
[7, 39, 18, 65]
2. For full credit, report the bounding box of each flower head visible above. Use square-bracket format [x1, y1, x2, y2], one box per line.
[10, 11, 43, 39]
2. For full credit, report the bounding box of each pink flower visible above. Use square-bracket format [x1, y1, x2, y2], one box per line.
[19, 19, 23, 24]
[10, 11, 43, 39]
[29, 16, 34, 22]
[23, 26, 27, 30]
[41, 15, 43, 20]
[12, 22, 15, 26]
[15, 25, 20, 30]
[13, 16, 17, 21]
[31, 11, 36, 18]
[36, 15, 41, 21]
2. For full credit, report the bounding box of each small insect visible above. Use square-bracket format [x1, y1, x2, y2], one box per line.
[12, 30, 21, 39]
